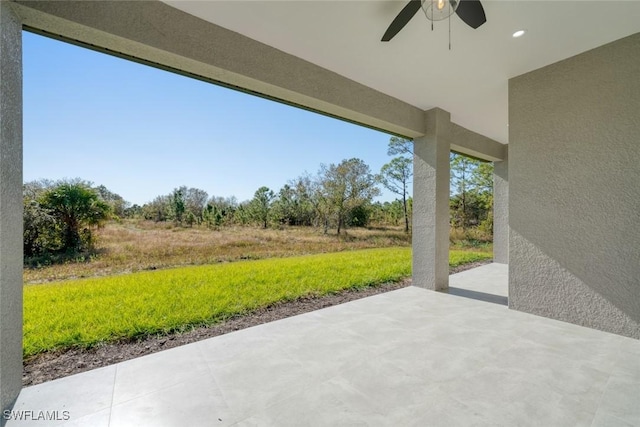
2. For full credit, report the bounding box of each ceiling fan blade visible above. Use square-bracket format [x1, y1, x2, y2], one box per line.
[381, 0, 423, 42]
[455, 0, 486, 29]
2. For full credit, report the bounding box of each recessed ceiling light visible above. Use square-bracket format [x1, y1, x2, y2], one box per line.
[512, 29, 526, 38]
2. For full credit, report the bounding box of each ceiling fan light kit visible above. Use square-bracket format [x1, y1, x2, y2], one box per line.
[381, 0, 487, 47]
[424, 0, 458, 21]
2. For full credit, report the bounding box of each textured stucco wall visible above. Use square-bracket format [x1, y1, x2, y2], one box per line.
[413, 109, 451, 291]
[0, 1, 23, 416]
[509, 33, 640, 339]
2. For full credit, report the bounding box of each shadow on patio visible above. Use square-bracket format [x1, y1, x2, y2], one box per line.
[6, 264, 639, 426]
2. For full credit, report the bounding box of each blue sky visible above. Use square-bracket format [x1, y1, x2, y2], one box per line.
[23, 31, 401, 206]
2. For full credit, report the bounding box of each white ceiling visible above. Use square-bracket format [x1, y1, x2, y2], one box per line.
[163, 1, 640, 144]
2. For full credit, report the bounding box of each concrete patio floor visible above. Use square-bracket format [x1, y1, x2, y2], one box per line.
[6, 263, 640, 426]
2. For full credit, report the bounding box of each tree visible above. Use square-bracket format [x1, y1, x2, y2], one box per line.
[249, 186, 275, 228]
[184, 187, 208, 224]
[124, 204, 143, 218]
[378, 156, 412, 232]
[272, 184, 297, 226]
[318, 158, 380, 234]
[470, 161, 494, 233]
[39, 180, 111, 252]
[450, 153, 494, 231]
[170, 187, 186, 225]
[387, 136, 413, 157]
[143, 195, 171, 222]
[378, 137, 413, 232]
[234, 203, 251, 226]
[184, 210, 197, 227]
[369, 200, 405, 226]
[450, 153, 476, 230]
[289, 173, 323, 228]
[142, 187, 208, 225]
[23, 197, 59, 257]
[95, 185, 129, 218]
[24, 179, 53, 200]
[202, 204, 223, 229]
[207, 196, 238, 226]
[348, 204, 371, 227]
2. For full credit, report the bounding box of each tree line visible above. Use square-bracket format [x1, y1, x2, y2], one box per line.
[135, 157, 383, 234]
[127, 138, 416, 234]
[23, 137, 493, 261]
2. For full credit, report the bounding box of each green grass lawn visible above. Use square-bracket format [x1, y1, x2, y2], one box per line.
[24, 248, 491, 357]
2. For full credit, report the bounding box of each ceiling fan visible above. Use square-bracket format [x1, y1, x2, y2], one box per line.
[381, 0, 486, 42]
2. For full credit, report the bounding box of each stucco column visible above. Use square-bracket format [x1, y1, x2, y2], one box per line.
[493, 148, 508, 264]
[0, 1, 23, 416]
[412, 108, 451, 291]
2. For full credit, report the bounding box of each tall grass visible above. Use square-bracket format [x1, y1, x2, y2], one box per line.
[24, 221, 412, 284]
[449, 227, 493, 251]
[24, 248, 491, 357]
